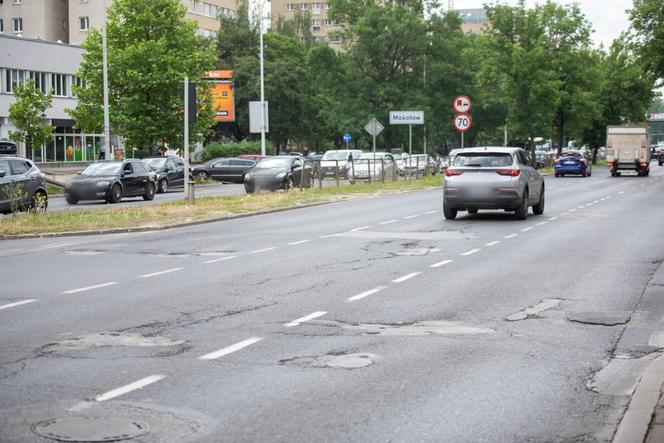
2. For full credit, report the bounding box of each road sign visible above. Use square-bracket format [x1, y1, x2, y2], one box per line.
[453, 96, 472, 114]
[389, 111, 424, 125]
[364, 118, 384, 136]
[453, 113, 473, 132]
[249, 101, 269, 133]
[343, 133, 352, 142]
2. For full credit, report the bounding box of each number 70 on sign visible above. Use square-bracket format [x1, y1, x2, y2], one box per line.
[453, 114, 472, 132]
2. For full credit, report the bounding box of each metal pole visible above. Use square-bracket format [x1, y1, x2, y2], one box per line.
[409, 124, 412, 156]
[372, 135, 376, 179]
[504, 125, 508, 147]
[423, 125, 427, 156]
[259, 1, 266, 156]
[102, 0, 111, 160]
[184, 76, 190, 201]
[461, 131, 464, 149]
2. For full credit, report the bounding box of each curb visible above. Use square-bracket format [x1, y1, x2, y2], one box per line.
[613, 353, 664, 443]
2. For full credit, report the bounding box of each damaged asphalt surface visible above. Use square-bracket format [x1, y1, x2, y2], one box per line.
[2, 167, 664, 442]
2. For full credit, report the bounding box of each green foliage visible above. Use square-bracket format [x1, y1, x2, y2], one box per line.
[629, 0, 664, 84]
[202, 141, 274, 161]
[69, 0, 216, 154]
[8, 80, 54, 152]
[5, 182, 28, 215]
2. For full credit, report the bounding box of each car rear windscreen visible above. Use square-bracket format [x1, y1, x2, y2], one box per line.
[453, 153, 512, 167]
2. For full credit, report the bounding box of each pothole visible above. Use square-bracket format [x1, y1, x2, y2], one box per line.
[394, 248, 441, 257]
[33, 417, 149, 442]
[281, 352, 380, 369]
[566, 311, 632, 326]
[41, 332, 185, 353]
[310, 320, 496, 336]
[505, 298, 563, 321]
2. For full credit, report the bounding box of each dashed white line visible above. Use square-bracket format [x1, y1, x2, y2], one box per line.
[321, 233, 343, 238]
[380, 219, 398, 225]
[619, 191, 625, 194]
[535, 221, 547, 226]
[392, 272, 421, 283]
[205, 255, 238, 264]
[199, 337, 263, 360]
[250, 247, 277, 254]
[505, 234, 518, 239]
[569, 208, 577, 212]
[139, 267, 185, 278]
[350, 226, 371, 232]
[593, 200, 600, 203]
[95, 375, 166, 402]
[0, 299, 38, 311]
[430, 259, 454, 268]
[284, 311, 327, 327]
[485, 241, 500, 247]
[40, 242, 80, 250]
[425, 210, 439, 215]
[347, 286, 387, 302]
[288, 240, 310, 246]
[521, 227, 533, 232]
[404, 215, 419, 220]
[62, 282, 118, 294]
[548, 217, 559, 221]
[461, 248, 481, 256]
[577, 205, 585, 209]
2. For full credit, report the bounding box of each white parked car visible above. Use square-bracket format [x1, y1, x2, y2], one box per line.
[351, 152, 396, 183]
[319, 149, 362, 179]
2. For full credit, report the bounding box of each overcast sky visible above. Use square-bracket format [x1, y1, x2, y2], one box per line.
[456, 0, 634, 47]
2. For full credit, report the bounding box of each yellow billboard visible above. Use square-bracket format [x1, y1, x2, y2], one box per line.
[204, 70, 235, 122]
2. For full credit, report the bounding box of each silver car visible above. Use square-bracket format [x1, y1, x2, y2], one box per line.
[351, 152, 396, 182]
[443, 147, 545, 220]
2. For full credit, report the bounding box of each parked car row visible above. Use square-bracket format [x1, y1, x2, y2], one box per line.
[0, 156, 49, 214]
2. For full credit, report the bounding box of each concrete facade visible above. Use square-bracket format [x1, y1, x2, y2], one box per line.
[454, 8, 489, 34]
[270, 1, 341, 48]
[0, 0, 69, 42]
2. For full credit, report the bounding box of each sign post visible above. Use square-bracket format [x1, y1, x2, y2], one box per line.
[343, 132, 352, 149]
[453, 96, 473, 149]
[389, 111, 424, 156]
[365, 118, 385, 179]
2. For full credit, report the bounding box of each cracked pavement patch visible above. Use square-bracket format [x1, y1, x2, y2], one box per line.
[40, 332, 185, 353]
[505, 298, 563, 322]
[308, 320, 496, 336]
[566, 311, 632, 326]
[280, 352, 381, 369]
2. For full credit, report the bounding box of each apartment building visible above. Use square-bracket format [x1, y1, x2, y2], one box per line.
[270, 1, 341, 47]
[454, 8, 489, 34]
[0, 0, 69, 42]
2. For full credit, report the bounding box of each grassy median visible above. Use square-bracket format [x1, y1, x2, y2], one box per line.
[0, 175, 443, 236]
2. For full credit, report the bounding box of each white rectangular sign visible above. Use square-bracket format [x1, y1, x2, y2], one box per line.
[249, 101, 269, 133]
[389, 111, 424, 125]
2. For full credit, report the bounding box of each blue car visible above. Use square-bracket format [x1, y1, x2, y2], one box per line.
[554, 151, 592, 177]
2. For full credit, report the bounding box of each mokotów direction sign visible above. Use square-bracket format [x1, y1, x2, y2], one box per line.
[389, 111, 424, 125]
[453, 114, 472, 132]
[453, 96, 472, 114]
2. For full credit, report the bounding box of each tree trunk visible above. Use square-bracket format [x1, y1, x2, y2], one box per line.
[556, 109, 565, 156]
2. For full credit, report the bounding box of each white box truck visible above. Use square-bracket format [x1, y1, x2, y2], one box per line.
[606, 125, 651, 176]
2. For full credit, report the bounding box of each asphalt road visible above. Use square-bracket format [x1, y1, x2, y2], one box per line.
[2, 166, 664, 442]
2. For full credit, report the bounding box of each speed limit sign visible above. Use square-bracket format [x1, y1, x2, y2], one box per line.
[453, 114, 472, 132]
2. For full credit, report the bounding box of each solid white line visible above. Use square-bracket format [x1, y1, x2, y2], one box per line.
[425, 210, 439, 215]
[521, 227, 533, 232]
[62, 282, 118, 294]
[0, 299, 38, 311]
[288, 240, 310, 246]
[404, 215, 419, 219]
[284, 311, 327, 327]
[199, 337, 263, 360]
[139, 267, 185, 278]
[250, 247, 277, 254]
[504, 234, 518, 239]
[347, 286, 387, 302]
[350, 226, 371, 232]
[535, 222, 547, 226]
[548, 217, 559, 221]
[205, 255, 238, 264]
[40, 242, 80, 250]
[485, 241, 500, 247]
[392, 272, 421, 283]
[95, 375, 166, 402]
[430, 259, 453, 268]
[461, 248, 481, 256]
[380, 219, 398, 225]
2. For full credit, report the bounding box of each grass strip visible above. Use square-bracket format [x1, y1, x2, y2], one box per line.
[1, 175, 443, 236]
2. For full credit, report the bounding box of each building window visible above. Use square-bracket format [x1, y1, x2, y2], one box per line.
[300, 3, 307, 10]
[13, 0, 23, 4]
[79, 16, 89, 31]
[29, 71, 48, 94]
[6, 69, 26, 93]
[312, 3, 320, 12]
[12, 17, 22, 33]
[286, 3, 293, 11]
[51, 73, 68, 97]
[79, 0, 89, 3]
[71, 76, 85, 97]
[324, 19, 332, 27]
[312, 20, 320, 32]
[0, 19, 3, 33]
[325, 3, 330, 9]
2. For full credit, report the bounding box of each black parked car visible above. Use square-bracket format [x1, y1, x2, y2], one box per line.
[191, 157, 256, 183]
[0, 139, 18, 156]
[0, 156, 48, 214]
[65, 160, 157, 204]
[144, 156, 186, 193]
[244, 156, 313, 193]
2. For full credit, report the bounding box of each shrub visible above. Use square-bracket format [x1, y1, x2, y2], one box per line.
[202, 141, 274, 161]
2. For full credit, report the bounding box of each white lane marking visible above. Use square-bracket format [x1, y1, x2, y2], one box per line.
[321, 233, 343, 238]
[461, 248, 481, 256]
[199, 337, 263, 360]
[521, 227, 533, 232]
[606, 196, 613, 199]
[205, 255, 238, 264]
[350, 226, 371, 232]
[586, 202, 594, 205]
[289, 240, 310, 246]
[430, 259, 454, 268]
[404, 215, 419, 220]
[62, 282, 118, 294]
[139, 267, 185, 278]
[380, 219, 398, 225]
[577, 205, 585, 209]
[505, 234, 518, 239]
[569, 208, 577, 212]
[0, 299, 38, 311]
[485, 241, 500, 247]
[392, 272, 421, 283]
[548, 217, 559, 221]
[95, 375, 166, 402]
[3, 248, 22, 253]
[600, 198, 606, 201]
[425, 210, 439, 215]
[40, 242, 80, 250]
[250, 247, 277, 254]
[565, 183, 572, 186]
[593, 200, 600, 203]
[535, 222, 547, 226]
[284, 311, 327, 327]
[619, 191, 625, 194]
[347, 286, 387, 302]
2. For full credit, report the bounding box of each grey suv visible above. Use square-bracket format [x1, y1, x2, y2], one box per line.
[443, 147, 545, 220]
[0, 156, 48, 214]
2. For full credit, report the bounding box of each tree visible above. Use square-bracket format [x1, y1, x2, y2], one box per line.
[69, 0, 216, 155]
[629, 0, 664, 85]
[8, 80, 53, 154]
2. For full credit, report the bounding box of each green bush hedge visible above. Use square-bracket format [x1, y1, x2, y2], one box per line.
[202, 141, 273, 161]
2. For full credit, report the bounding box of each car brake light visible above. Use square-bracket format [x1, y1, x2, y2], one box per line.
[640, 162, 649, 167]
[554, 158, 560, 163]
[607, 162, 613, 168]
[445, 169, 463, 177]
[579, 158, 586, 163]
[497, 169, 520, 177]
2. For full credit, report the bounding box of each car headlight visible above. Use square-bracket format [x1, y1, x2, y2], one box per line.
[244, 173, 252, 181]
[96, 181, 110, 187]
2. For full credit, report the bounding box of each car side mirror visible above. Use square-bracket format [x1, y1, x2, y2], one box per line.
[535, 161, 545, 169]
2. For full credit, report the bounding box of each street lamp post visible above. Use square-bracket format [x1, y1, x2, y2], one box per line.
[102, 0, 111, 160]
[258, 0, 269, 156]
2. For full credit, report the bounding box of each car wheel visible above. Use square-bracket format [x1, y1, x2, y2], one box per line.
[514, 191, 528, 220]
[555, 172, 560, 177]
[109, 184, 122, 203]
[285, 176, 294, 192]
[533, 186, 545, 215]
[143, 182, 156, 201]
[443, 202, 457, 220]
[588, 168, 592, 177]
[158, 179, 168, 193]
[31, 190, 48, 212]
[582, 169, 587, 177]
[197, 171, 209, 180]
[467, 209, 478, 215]
[65, 195, 78, 205]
